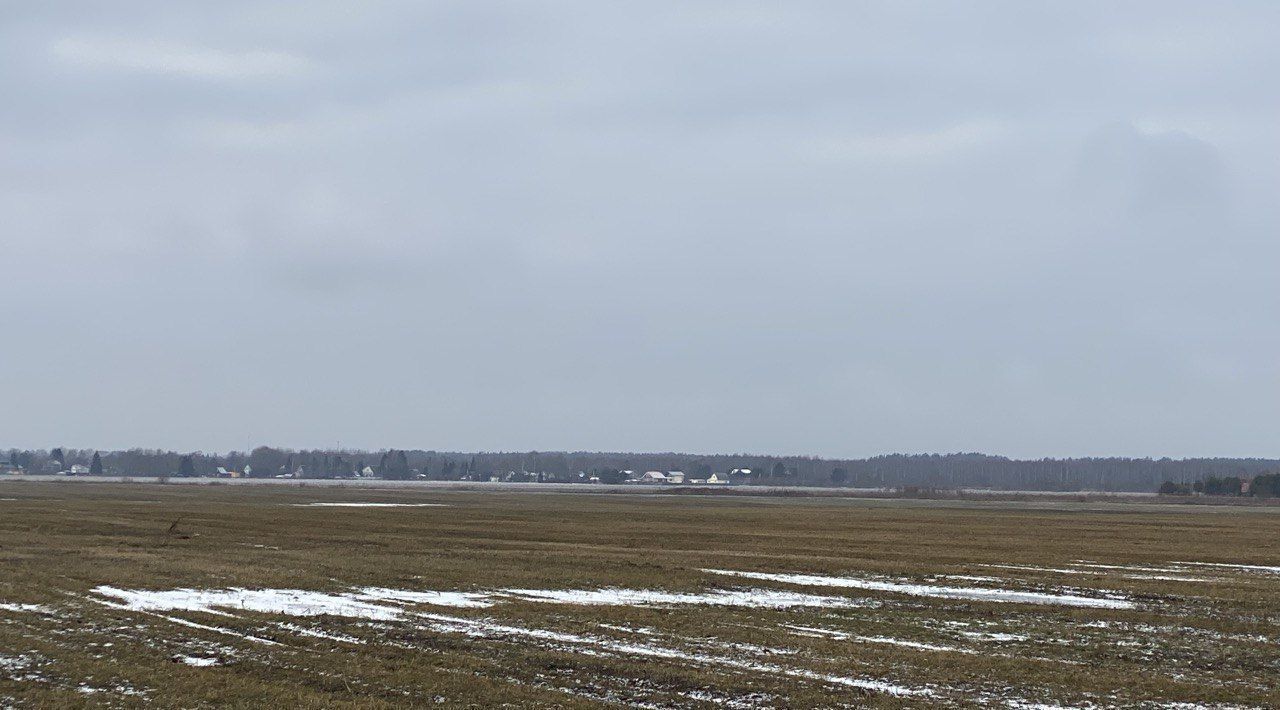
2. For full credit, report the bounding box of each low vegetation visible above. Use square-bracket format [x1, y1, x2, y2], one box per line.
[1, 482, 1278, 707]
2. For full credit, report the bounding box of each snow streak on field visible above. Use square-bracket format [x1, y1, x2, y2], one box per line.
[0, 558, 1259, 707]
[288, 502, 450, 507]
[701, 569, 1136, 609]
[84, 581, 934, 699]
[40, 560, 1261, 706]
[500, 587, 873, 609]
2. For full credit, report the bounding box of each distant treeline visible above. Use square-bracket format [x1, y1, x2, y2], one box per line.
[5, 447, 1280, 493]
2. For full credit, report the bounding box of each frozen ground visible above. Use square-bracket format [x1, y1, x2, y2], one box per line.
[0, 483, 1276, 708]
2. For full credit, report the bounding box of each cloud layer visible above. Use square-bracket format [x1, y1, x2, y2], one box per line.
[2, 1, 1278, 457]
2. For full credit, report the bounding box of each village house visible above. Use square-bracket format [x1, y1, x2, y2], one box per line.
[637, 471, 668, 484]
[665, 471, 685, 484]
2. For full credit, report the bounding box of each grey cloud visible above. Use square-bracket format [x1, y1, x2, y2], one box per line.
[1, 1, 1278, 457]
[1074, 123, 1224, 219]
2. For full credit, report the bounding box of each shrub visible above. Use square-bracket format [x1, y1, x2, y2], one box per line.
[1158, 481, 1192, 496]
[1250, 473, 1280, 498]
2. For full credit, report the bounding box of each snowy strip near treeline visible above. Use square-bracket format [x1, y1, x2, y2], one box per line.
[701, 569, 1137, 609]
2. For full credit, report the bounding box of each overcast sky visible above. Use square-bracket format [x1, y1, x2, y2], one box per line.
[2, 2, 1278, 458]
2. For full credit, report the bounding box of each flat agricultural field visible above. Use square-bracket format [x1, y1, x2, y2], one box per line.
[1, 483, 1277, 708]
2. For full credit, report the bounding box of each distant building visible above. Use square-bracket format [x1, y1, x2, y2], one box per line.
[68, 464, 90, 475]
[706, 472, 731, 484]
[638, 471, 668, 484]
[665, 471, 685, 484]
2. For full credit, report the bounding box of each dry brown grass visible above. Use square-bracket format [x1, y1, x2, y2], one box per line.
[1, 482, 1278, 707]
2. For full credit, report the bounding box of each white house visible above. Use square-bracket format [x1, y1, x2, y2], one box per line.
[665, 471, 685, 484]
[706, 472, 731, 484]
[638, 471, 668, 484]
[69, 464, 90, 475]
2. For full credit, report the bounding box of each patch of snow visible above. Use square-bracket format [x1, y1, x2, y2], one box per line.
[1157, 703, 1260, 710]
[679, 689, 774, 709]
[502, 587, 869, 609]
[0, 603, 51, 614]
[849, 635, 973, 654]
[290, 502, 449, 508]
[960, 631, 1028, 642]
[87, 594, 284, 645]
[1071, 561, 1190, 574]
[1123, 574, 1215, 582]
[278, 622, 366, 644]
[415, 612, 931, 697]
[783, 624, 850, 640]
[598, 623, 658, 636]
[0, 653, 34, 672]
[981, 564, 1098, 576]
[93, 586, 405, 621]
[702, 569, 1136, 609]
[85, 583, 932, 699]
[178, 655, 221, 667]
[352, 587, 494, 608]
[783, 626, 970, 653]
[1171, 561, 1280, 575]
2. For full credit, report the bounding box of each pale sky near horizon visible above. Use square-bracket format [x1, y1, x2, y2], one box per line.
[2, 2, 1278, 458]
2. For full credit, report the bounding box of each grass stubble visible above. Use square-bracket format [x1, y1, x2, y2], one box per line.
[0, 482, 1277, 708]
